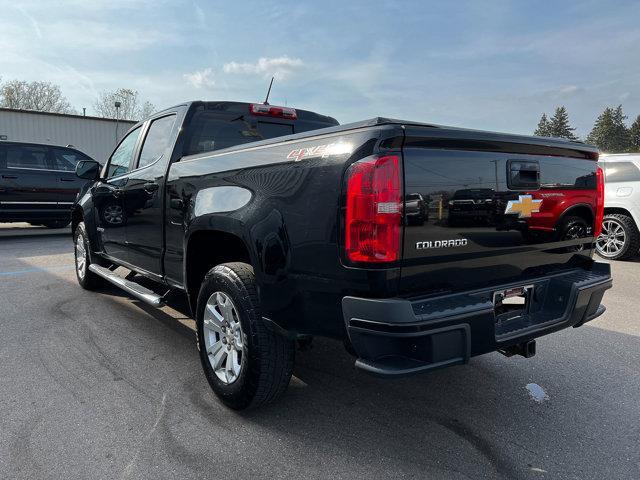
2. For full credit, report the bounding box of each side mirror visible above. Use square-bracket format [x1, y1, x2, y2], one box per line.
[76, 159, 100, 180]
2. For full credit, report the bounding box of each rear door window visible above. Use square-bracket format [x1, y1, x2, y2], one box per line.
[51, 148, 91, 172]
[6, 145, 49, 170]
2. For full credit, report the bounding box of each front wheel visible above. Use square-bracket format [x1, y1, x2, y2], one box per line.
[73, 222, 104, 290]
[596, 214, 640, 260]
[196, 262, 295, 410]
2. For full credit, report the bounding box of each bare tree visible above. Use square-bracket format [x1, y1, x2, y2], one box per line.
[0, 79, 75, 113]
[94, 88, 156, 121]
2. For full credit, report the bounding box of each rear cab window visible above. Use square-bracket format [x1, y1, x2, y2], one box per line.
[182, 103, 338, 157]
[185, 112, 293, 155]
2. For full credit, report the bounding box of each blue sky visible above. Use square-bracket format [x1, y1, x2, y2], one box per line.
[1, 0, 639, 137]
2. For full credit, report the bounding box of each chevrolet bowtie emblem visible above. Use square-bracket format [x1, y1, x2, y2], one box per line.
[504, 195, 542, 218]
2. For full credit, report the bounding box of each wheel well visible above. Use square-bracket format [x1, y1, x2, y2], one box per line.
[185, 230, 251, 314]
[561, 205, 594, 226]
[71, 207, 83, 234]
[604, 207, 632, 217]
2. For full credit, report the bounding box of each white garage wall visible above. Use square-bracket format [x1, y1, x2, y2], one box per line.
[0, 108, 137, 163]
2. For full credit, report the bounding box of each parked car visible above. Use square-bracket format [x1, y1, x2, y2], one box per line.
[405, 192, 429, 225]
[447, 188, 495, 225]
[0, 141, 93, 228]
[71, 101, 611, 410]
[595, 154, 640, 260]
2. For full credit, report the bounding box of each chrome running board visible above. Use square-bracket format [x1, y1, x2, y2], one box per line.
[88, 264, 165, 307]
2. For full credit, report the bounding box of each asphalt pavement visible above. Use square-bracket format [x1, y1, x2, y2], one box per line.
[0, 226, 638, 479]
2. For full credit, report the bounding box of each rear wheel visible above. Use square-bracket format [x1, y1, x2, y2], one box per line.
[558, 216, 589, 252]
[196, 262, 295, 410]
[596, 213, 640, 260]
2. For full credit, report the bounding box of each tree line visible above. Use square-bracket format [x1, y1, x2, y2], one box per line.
[0, 78, 155, 121]
[2, 78, 638, 153]
[535, 105, 640, 153]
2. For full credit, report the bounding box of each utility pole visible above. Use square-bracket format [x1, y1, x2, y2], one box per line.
[115, 101, 121, 143]
[490, 159, 499, 191]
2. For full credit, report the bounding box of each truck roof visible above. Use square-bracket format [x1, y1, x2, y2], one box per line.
[154, 100, 339, 126]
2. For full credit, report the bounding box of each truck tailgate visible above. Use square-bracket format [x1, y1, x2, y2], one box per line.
[400, 126, 600, 296]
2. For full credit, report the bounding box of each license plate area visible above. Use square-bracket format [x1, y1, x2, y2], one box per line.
[493, 285, 533, 323]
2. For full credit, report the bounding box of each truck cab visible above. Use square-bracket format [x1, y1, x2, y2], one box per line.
[77, 101, 338, 276]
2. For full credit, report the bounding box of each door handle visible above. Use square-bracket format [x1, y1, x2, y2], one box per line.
[2, 174, 18, 179]
[144, 182, 159, 193]
[60, 178, 76, 182]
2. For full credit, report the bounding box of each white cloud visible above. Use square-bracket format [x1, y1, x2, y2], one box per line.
[183, 68, 215, 89]
[223, 56, 304, 80]
[558, 85, 579, 95]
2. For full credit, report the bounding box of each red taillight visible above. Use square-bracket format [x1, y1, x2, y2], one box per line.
[249, 103, 297, 120]
[594, 166, 605, 237]
[345, 155, 402, 263]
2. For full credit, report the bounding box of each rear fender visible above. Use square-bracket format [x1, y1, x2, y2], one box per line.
[554, 202, 595, 231]
[183, 209, 292, 311]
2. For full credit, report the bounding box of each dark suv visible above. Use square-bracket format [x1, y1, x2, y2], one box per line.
[0, 141, 92, 228]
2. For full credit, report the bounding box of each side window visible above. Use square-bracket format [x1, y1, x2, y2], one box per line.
[6, 145, 49, 170]
[137, 114, 177, 168]
[52, 148, 91, 172]
[603, 161, 640, 183]
[107, 127, 141, 178]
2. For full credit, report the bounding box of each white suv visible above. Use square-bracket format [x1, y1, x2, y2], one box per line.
[597, 153, 640, 260]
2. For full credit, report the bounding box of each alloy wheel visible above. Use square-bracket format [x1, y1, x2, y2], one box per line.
[75, 234, 87, 280]
[203, 291, 245, 384]
[103, 205, 123, 225]
[564, 224, 586, 252]
[596, 219, 626, 258]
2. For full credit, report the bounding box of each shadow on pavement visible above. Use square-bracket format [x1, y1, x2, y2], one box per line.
[0, 223, 71, 239]
[2, 250, 638, 480]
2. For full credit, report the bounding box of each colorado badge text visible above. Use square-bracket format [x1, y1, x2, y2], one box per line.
[416, 239, 468, 250]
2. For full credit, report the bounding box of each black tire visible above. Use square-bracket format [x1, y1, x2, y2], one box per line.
[596, 213, 640, 260]
[41, 220, 70, 229]
[557, 215, 589, 252]
[196, 262, 295, 410]
[73, 222, 104, 290]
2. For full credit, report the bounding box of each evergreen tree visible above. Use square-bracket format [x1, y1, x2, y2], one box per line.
[548, 106, 578, 140]
[534, 113, 552, 137]
[587, 105, 631, 152]
[629, 115, 640, 152]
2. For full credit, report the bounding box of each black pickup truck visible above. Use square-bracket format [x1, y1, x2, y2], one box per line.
[71, 101, 612, 409]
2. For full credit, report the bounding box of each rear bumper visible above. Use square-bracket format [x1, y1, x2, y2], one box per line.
[342, 263, 612, 377]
